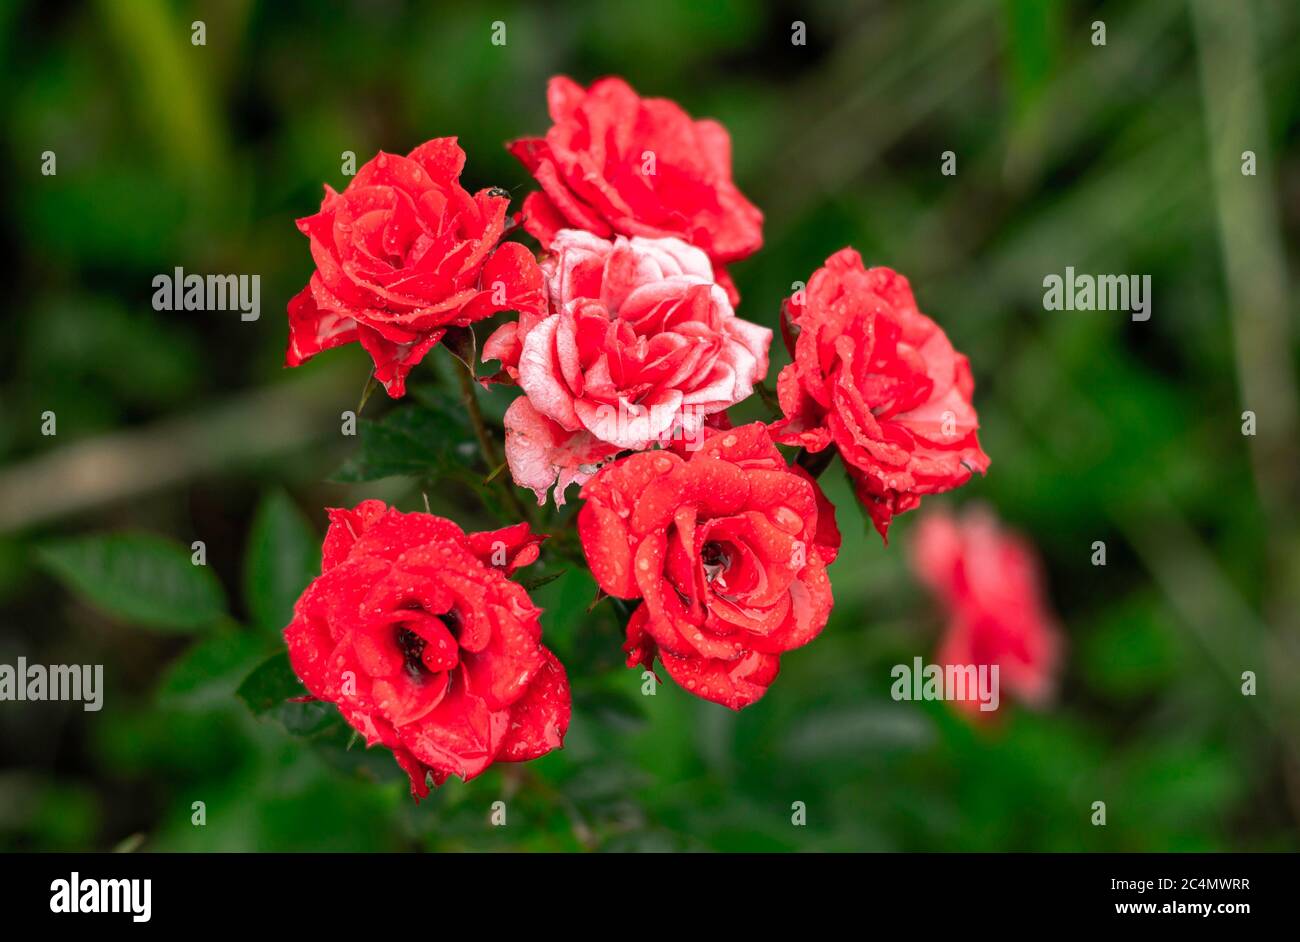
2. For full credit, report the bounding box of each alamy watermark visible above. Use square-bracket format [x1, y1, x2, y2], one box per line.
[0, 658, 103, 711]
[891, 656, 1000, 712]
[50, 872, 151, 922]
[152, 267, 260, 321]
[1042, 267, 1150, 321]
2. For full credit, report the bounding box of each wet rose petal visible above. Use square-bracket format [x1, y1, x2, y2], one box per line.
[492, 229, 771, 503]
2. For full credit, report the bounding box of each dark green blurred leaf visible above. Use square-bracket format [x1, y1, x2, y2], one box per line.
[237, 652, 309, 716]
[237, 654, 406, 786]
[243, 490, 319, 635]
[573, 684, 648, 731]
[780, 704, 935, 762]
[37, 533, 226, 633]
[331, 394, 478, 483]
[157, 631, 270, 710]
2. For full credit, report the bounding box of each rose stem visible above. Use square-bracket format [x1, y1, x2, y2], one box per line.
[454, 354, 534, 526]
[795, 446, 836, 479]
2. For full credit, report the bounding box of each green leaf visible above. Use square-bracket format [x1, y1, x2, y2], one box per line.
[237, 652, 308, 715]
[237, 654, 400, 789]
[331, 394, 478, 483]
[157, 631, 270, 710]
[237, 652, 337, 737]
[243, 490, 319, 635]
[572, 685, 647, 730]
[37, 532, 227, 633]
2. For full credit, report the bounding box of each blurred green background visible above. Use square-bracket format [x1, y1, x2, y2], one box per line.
[2, 0, 1299, 851]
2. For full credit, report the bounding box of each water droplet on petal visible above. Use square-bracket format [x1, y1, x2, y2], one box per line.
[771, 505, 802, 533]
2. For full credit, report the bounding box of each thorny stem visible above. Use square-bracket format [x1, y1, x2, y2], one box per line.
[544, 509, 587, 563]
[454, 355, 534, 526]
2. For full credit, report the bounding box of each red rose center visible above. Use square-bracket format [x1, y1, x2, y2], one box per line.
[394, 608, 462, 681]
[701, 540, 730, 584]
[396, 627, 429, 679]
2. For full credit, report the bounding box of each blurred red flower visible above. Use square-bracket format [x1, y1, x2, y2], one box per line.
[911, 507, 1063, 711]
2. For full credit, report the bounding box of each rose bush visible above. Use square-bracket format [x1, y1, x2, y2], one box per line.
[508, 76, 763, 303]
[287, 138, 546, 397]
[283, 500, 570, 799]
[772, 248, 990, 540]
[274, 76, 1009, 801]
[578, 423, 840, 709]
[486, 228, 771, 505]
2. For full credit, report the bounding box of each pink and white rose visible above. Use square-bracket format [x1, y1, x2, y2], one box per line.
[485, 229, 771, 505]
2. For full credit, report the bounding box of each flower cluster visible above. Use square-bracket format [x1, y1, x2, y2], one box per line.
[282, 76, 1033, 798]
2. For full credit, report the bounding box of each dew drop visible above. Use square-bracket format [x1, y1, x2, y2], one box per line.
[771, 505, 802, 533]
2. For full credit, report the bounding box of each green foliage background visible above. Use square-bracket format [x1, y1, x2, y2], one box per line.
[2, 0, 1298, 851]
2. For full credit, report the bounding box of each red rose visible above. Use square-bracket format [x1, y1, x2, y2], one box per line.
[283, 500, 569, 800]
[286, 138, 546, 397]
[911, 507, 1062, 711]
[485, 228, 771, 505]
[578, 423, 840, 709]
[508, 76, 763, 303]
[771, 249, 990, 540]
